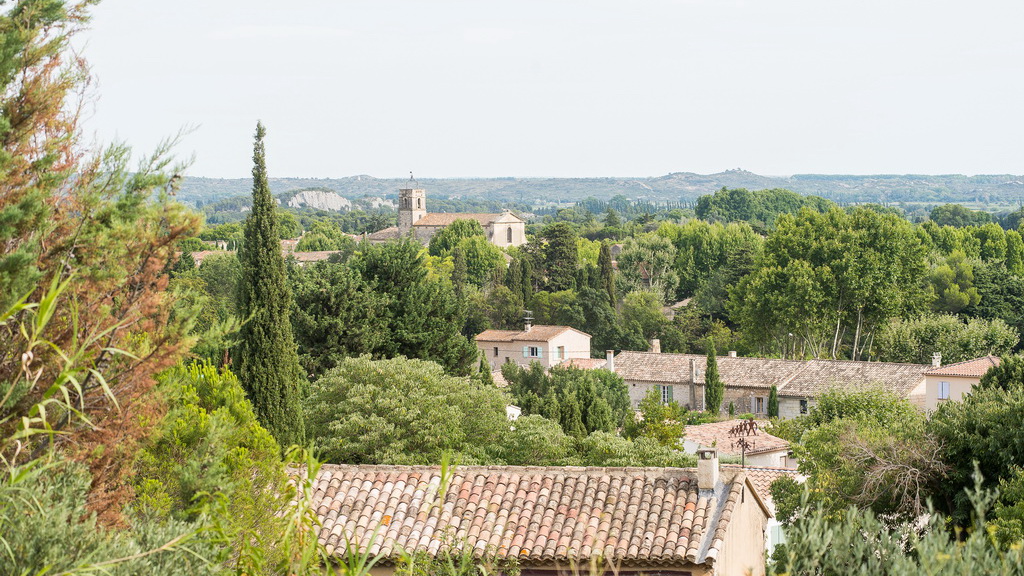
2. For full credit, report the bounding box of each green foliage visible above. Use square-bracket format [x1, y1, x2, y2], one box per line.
[704, 340, 724, 414]
[695, 187, 834, 230]
[927, 250, 982, 313]
[979, 355, 1024, 390]
[277, 209, 302, 239]
[539, 222, 579, 291]
[428, 218, 486, 256]
[874, 313, 1018, 364]
[576, 431, 696, 468]
[767, 385, 779, 418]
[502, 363, 631, 437]
[621, 290, 667, 340]
[303, 356, 510, 464]
[615, 232, 680, 303]
[930, 203, 993, 228]
[236, 122, 305, 447]
[294, 218, 356, 252]
[771, 479, 1024, 575]
[597, 242, 616, 305]
[623, 389, 686, 448]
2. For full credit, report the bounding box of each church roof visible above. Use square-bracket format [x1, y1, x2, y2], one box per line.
[413, 212, 523, 227]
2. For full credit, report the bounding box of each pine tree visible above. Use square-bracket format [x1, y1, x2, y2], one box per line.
[236, 122, 305, 447]
[768, 385, 779, 418]
[598, 243, 616, 305]
[704, 339, 724, 415]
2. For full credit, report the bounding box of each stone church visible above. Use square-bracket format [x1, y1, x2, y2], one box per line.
[368, 187, 527, 248]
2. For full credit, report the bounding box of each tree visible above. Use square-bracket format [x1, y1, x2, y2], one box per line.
[623, 389, 685, 448]
[540, 222, 578, 291]
[930, 203, 992, 228]
[302, 356, 510, 464]
[427, 218, 485, 256]
[597, 242, 617, 305]
[235, 122, 305, 447]
[768, 385, 779, 418]
[874, 313, 1018, 365]
[704, 340, 724, 414]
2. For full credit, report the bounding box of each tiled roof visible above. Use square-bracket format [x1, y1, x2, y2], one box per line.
[476, 326, 589, 343]
[558, 358, 608, 370]
[289, 251, 344, 262]
[924, 355, 1001, 377]
[414, 213, 509, 227]
[613, 351, 930, 397]
[685, 420, 790, 456]
[366, 226, 402, 241]
[311, 465, 758, 568]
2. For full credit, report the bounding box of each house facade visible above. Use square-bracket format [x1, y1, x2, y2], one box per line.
[908, 355, 1001, 411]
[311, 454, 771, 575]
[476, 323, 592, 371]
[611, 351, 936, 419]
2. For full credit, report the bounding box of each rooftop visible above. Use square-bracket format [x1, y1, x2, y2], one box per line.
[924, 355, 1001, 378]
[413, 212, 523, 227]
[685, 420, 790, 456]
[311, 464, 763, 568]
[558, 357, 608, 370]
[476, 325, 589, 343]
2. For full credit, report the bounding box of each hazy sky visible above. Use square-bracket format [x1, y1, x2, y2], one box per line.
[77, 0, 1024, 178]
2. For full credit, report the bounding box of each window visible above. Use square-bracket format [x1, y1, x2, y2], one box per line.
[557, 346, 565, 360]
[416, 198, 421, 208]
[524, 346, 541, 358]
[660, 384, 674, 404]
[799, 399, 808, 414]
[493, 347, 499, 357]
[755, 396, 766, 414]
[507, 227, 513, 243]
[939, 381, 950, 400]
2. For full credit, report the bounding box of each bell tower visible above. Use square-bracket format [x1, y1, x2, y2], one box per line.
[398, 188, 426, 230]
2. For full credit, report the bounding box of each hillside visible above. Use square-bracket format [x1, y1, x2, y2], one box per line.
[178, 171, 1024, 209]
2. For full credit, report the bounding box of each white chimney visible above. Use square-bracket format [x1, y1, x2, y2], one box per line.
[606, 350, 615, 373]
[650, 339, 661, 354]
[932, 352, 941, 368]
[697, 448, 719, 491]
[728, 350, 737, 358]
[523, 310, 533, 332]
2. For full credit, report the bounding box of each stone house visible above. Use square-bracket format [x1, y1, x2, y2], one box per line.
[908, 355, 1001, 411]
[476, 321, 592, 372]
[683, 419, 796, 470]
[311, 452, 771, 575]
[367, 187, 527, 248]
[611, 351, 933, 419]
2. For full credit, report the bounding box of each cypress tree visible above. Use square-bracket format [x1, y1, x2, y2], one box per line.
[704, 339, 724, 415]
[768, 384, 779, 418]
[507, 256, 523, 292]
[451, 246, 468, 299]
[236, 122, 305, 447]
[598, 243, 616, 305]
[519, 257, 534, 304]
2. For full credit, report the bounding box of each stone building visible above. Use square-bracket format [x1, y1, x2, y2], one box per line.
[476, 319, 592, 372]
[367, 187, 527, 248]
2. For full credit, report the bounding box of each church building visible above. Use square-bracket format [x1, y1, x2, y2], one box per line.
[367, 187, 527, 247]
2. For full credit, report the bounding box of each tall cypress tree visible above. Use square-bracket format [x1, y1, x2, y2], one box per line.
[704, 339, 724, 415]
[768, 384, 779, 418]
[236, 122, 305, 447]
[598, 242, 616, 305]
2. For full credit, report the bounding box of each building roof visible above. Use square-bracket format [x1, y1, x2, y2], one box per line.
[413, 212, 523, 227]
[685, 420, 790, 456]
[288, 251, 344, 263]
[613, 351, 930, 398]
[311, 464, 764, 568]
[924, 355, 1001, 378]
[476, 325, 590, 343]
[558, 357, 608, 370]
[365, 226, 402, 241]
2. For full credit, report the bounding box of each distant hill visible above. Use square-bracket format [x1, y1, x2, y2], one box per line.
[177, 171, 1024, 209]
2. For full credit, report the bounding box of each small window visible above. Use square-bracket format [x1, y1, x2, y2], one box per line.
[557, 346, 565, 360]
[799, 399, 808, 414]
[526, 346, 540, 358]
[939, 381, 950, 400]
[416, 198, 421, 208]
[660, 384, 674, 404]
[493, 347, 499, 357]
[507, 227, 513, 243]
[755, 396, 766, 414]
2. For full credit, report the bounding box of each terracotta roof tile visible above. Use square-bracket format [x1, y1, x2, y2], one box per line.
[685, 420, 790, 456]
[558, 358, 608, 370]
[476, 326, 590, 342]
[614, 351, 929, 397]
[312, 465, 753, 568]
[924, 355, 1001, 377]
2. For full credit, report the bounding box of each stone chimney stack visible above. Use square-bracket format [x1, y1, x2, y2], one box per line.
[523, 310, 533, 333]
[932, 352, 942, 368]
[697, 448, 719, 491]
[650, 339, 661, 354]
[728, 350, 737, 358]
[606, 350, 615, 372]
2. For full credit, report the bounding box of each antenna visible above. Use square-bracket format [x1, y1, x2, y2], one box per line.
[409, 171, 418, 188]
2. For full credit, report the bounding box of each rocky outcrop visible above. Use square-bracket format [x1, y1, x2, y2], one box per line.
[285, 190, 351, 212]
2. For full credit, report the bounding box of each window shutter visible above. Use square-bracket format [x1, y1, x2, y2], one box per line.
[537, 348, 543, 359]
[523, 346, 529, 357]
[667, 385, 674, 402]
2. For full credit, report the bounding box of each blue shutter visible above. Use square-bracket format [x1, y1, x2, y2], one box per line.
[537, 348, 543, 359]
[523, 346, 529, 357]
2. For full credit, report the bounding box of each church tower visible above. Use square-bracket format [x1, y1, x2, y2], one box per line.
[398, 188, 427, 231]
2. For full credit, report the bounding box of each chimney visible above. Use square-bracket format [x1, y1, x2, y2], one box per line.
[523, 310, 534, 332]
[650, 339, 661, 354]
[697, 448, 719, 491]
[932, 352, 942, 368]
[728, 350, 737, 358]
[606, 350, 615, 372]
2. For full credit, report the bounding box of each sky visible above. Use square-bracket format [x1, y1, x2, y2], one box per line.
[77, 0, 1024, 179]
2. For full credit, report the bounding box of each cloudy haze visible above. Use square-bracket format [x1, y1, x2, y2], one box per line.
[78, 0, 1024, 178]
